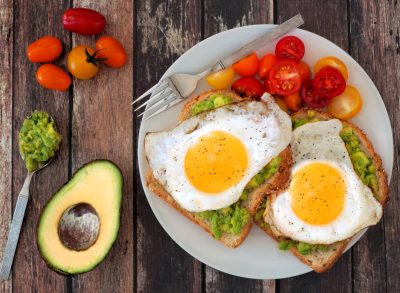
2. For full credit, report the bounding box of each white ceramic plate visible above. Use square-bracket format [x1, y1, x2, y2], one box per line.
[137, 25, 393, 279]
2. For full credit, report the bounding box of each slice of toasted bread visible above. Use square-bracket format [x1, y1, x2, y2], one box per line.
[254, 110, 389, 272]
[146, 90, 293, 248]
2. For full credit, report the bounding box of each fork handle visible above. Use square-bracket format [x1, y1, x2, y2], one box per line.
[0, 172, 32, 280]
[215, 14, 304, 71]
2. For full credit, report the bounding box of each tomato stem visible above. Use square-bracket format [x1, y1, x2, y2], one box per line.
[85, 48, 107, 67]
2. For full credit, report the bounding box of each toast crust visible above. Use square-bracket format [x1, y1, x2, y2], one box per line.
[254, 110, 389, 272]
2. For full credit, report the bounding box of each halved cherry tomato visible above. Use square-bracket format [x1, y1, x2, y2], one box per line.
[62, 8, 106, 35]
[264, 78, 276, 94]
[26, 36, 62, 63]
[301, 80, 331, 108]
[275, 97, 288, 112]
[284, 92, 302, 111]
[328, 85, 362, 119]
[296, 61, 311, 82]
[96, 36, 127, 68]
[314, 56, 348, 80]
[206, 67, 235, 90]
[231, 77, 265, 99]
[275, 36, 305, 62]
[268, 60, 301, 95]
[232, 52, 259, 77]
[68, 46, 102, 80]
[313, 66, 346, 98]
[36, 64, 71, 91]
[259, 54, 278, 79]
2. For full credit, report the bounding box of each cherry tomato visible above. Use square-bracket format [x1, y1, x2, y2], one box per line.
[231, 77, 265, 99]
[313, 66, 346, 98]
[68, 46, 102, 80]
[301, 80, 331, 108]
[96, 36, 127, 68]
[206, 67, 235, 90]
[275, 97, 288, 112]
[264, 78, 276, 94]
[36, 64, 71, 91]
[314, 56, 348, 80]
[275, 36, 305, 62]
[268, 60, 301, 96]
[284, 92, 302, 111]
[259, 54, 278, 79]
[328, 85, 362, 119]
[26, 36, 62, 63]
[296, 61, 311, 82]
[232, 52, 259, 77]
[62, 8, 106, 35]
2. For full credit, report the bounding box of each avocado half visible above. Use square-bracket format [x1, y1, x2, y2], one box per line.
[37, 160, 123, 275]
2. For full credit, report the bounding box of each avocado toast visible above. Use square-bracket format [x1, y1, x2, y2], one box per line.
[146, 90, 293, 247]
[254, 109, 389, 272]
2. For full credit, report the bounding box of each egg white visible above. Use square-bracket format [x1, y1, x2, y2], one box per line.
[145, 94, 292, 212]
[269, 119, 383, 245]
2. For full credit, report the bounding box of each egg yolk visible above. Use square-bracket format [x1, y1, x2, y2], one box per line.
[184, 131, 248, 193]
[290, 162, 346, 225]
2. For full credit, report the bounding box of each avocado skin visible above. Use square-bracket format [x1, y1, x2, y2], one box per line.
[36, 159, 123, 275]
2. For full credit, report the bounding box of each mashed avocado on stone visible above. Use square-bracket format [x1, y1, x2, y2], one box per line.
[191, 94, 233, 116]
[197, 156, 282, 239]
[19, 110, 61, 172]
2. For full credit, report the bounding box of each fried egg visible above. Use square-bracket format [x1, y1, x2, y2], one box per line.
[145, 95, 291, 212]
[268, 119, 382, 245]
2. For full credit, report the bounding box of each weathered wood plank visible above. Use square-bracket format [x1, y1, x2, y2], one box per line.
[276, 1, 352, 291]
[203, 1, 274, 291]
[0, 0, 13, 291]
[135, 1, 203, 292]
[11, 0, 70, 292]
[349, 1, 400, 292]
[70, 1, 134, 292]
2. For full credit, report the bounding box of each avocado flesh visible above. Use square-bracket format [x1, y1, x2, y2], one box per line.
[37, 160, 123, 275]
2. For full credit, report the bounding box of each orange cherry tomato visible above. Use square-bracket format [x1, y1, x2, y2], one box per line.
[36, 64, 71, 91]
[96, 36, 127, 68]
[232, 52, 259, 77]
[314, 56, 348, 80]
[26, 36, 62, 62]
[206, 67, 235, 90]
[328, 85, 362, 119]
[296, 61, 311, 82]
[259, 54, 278, 79]
[68, 46, 100, 80]
[275, 97, 288, 112]
[283, 92, 302, 111]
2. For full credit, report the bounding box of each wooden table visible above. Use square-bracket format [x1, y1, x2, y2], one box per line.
[0, 0, 398, 292]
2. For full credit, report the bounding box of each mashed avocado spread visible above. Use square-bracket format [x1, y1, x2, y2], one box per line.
[191, 94, 232, 116]
[19, 110, 61, 172]
[197, 156, 282, 239]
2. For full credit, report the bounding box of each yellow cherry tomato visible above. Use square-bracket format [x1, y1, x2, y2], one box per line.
[206, 67, 235, 90]
[314, 56, 348, 80]
[328, 85, 362, 119]
[67, 45, 100, 79]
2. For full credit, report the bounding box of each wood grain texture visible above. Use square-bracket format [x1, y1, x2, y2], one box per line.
[11, 0, 70, 292]
[203, 1, 274, 292]
[275, 1, 352, 292]
[0, 0, 13, 291]
[349, 1, 400, 292]
[70, 1, 134, 292]
[135, 1, 203, 292]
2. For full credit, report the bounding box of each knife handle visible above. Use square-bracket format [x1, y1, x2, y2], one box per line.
[213, 14, 304, 71]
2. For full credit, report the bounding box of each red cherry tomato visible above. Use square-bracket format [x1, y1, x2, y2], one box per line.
[264, 78, 276, 94]
[96, 36, 127, 68]
[232, 53, 259, 77]
[313, 66, 346, 98]
[36, 64, 71, 91]
[268, 60, 301, 96]
[284, 92, 302, 111]
[258, 54, 278, 79]
[275, 36, 305, 62]
[301, 80, 331, 108]
[296, 61, 311, 82]
[62, 8, 106, 35]
[26, 36, 62, 62]
[231, 77, 265, 99]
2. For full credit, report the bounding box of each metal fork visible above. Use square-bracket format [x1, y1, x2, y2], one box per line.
[132, 14, 304, 120]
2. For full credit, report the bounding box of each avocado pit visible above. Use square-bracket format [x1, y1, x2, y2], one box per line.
[58, 203, 100, 251]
